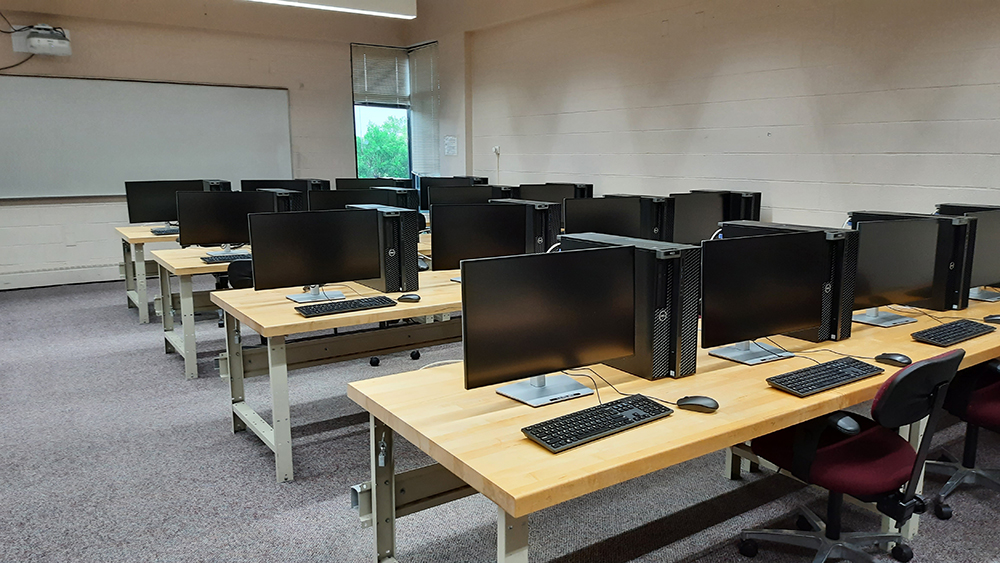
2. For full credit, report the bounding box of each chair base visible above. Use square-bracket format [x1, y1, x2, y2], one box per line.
[925, 454, 1000, 501]
[739, 506, 907, 563]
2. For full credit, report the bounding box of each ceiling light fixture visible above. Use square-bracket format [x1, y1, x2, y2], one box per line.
[244, 0, 416, 19]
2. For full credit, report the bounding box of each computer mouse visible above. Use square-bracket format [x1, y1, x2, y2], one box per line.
[874, 353, 912, 367]
[984, 315, 1000, 324]
[675, 396, 719, 413]
[398, 294, 421, 303]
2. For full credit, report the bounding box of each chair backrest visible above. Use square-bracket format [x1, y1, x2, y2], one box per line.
[872, 349, 965, 429]
[227, 260, 254, 289]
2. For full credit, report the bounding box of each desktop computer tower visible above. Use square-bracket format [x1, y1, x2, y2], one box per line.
[691, 190, 762, 221]
[721, 220, 859, 342]
[489, 198, 561, 253]
[560, 233, 701, 379]
[604, 194, 675, 241]
[371, 187, 419, 210]
[849, 211, 975, 311]
[347, 205, 420, 293]
[258, 188, 307, 212]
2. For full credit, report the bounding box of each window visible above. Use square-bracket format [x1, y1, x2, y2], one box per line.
[351, 43, 439, 179]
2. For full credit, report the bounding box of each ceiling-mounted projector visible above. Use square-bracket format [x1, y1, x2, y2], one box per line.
[26, 25, 72, 57]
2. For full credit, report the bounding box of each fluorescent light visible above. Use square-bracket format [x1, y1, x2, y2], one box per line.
[244, 0, 416, 19]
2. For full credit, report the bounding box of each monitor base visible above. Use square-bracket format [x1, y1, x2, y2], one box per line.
[286, 285, 345, 303]
[969, 287, 1000, 302]
[708, 341, 793, 366]
[497, 374, 594, 408]
[852, 307, 917, 327]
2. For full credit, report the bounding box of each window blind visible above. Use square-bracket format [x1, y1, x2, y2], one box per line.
[408, 43, 440, 176]
[351, 44, 410, 107]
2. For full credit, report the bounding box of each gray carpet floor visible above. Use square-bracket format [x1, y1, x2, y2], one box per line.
[2, 278, 1000, 562]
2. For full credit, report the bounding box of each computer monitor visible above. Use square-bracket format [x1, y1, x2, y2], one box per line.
[414, 176, 478, 209]
[176, 191, 276, 254]
[564, 197, 645, 239]
[701, 231, 830, 365]
[670, 191, 727, 244]
[851, 219, 939, 327]
[335, 178, 406, 190]
[430, 204, 529, 270]
[428, 186, 495, 206]
[461, 246, 635, 406]
[125, 180, 231, 223]
[517, 184, 578, 204]
[249, 209, 382, 303]
[309, 189, 390, 210]
[241, 179, 330, 192]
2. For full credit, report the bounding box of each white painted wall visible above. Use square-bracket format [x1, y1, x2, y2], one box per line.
[465, 0, 1000, 225]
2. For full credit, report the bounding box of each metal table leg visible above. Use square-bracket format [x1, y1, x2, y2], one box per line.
[498, 506, 529, 563]
[135, 242, 149, 323]
[225, 312, 247, 433]
[123, 240, 137, 311]
[269, 336, 293, 482]
[371, 415, 396, 562]
[179, 274, 197, 379]
[159, 265, 175, 354]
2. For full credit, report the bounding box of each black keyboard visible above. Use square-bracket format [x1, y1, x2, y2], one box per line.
[767, 357, 885, 398]
[150, 226, 179, 235]
[294, 295, 397, 318]
[911, 319, 996, 347]
[521, 394, 673, 453]
[200, 254, 251, 264]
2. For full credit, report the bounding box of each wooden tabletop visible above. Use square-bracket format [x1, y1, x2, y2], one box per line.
[418, 232, 431, 255]
[348, 300, 1000, 518]
[115, 225, 180, 244]
[210, 269, 463, 338]
[150, 247, 239, 276]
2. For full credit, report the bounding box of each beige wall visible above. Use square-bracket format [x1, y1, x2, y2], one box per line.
[0, 6, 405, 289]
[462, 0, 1000, 225]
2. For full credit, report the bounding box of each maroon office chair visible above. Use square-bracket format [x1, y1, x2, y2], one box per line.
[738, 349, 965, 563]
[925, 358, 1000, 519]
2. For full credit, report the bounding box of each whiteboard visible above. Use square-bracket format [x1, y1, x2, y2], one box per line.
[0, 76, 293, 198]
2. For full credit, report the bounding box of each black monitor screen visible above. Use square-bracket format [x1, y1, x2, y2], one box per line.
[462, 247, 635, 389]
[853, 219, 938, 310]
[242, 179, 325, 192]
[335, 178, 401, 190]
[249, 209, 382, 291]
[431, 204, 527, 270]
[701, 231, 830, 348]
[518, 184, 577, 204]
[416, 176, 478, 209]
[428, 186, 495, 206]
[968, 210, 1000, 287]
[564, 197, 644, 238]
[125, 180, 210, 223]
[177, 191, 276, 247]
[309, 189, 389, 210]
[671, 191, 726, 244]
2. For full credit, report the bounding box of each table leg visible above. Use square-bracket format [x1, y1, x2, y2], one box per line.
[135, 242, 149, 323]
[269, 336, 293, 482]
[159, 265, 175, 354]
[371, 415, 396, 562]
[122, 240, 136, 310]
[226, 312, 246, 433]
[498, 506, 529, 563]
[179, 274, 197, 379]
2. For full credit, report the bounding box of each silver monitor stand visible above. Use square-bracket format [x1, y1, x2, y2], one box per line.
[206, 243, 251, 257]
[286, 284, 345, 303]
[852, 307, 916, 327]
[970, 287, 1000, 302]
[708, 340, 793, 366]
[496, 374, 594, 408]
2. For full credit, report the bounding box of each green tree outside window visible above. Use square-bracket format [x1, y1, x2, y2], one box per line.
[356, 115, 409, 178]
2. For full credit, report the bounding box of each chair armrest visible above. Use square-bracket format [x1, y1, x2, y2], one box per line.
[790, 411, 860, 481]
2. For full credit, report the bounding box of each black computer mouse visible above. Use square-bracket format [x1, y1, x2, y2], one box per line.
[875, 353, 912, 367]
[984, 315, 1000, 324]
[675, 396, 719, 413]
[398, 294, 421, 303]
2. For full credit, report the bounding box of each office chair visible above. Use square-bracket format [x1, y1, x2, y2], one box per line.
[738, 349, 965, 563]
[226, 259, 254, 289]
[925, 358, 1000, 519]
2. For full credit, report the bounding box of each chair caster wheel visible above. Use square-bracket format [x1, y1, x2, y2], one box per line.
[738, 539, 758, 557]
[934, 502, 953, 520]
[891, 543, 913, 562]
[795, 515, 813, 531]
[410, 350, 420, 360]
[369, 357, 380, 367]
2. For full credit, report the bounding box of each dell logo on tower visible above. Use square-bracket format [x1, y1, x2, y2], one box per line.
[388, 249, 396, 258]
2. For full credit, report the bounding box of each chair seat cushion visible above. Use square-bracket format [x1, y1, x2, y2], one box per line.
[966, 381, 1000, 430]
[752, 417, 916, 498]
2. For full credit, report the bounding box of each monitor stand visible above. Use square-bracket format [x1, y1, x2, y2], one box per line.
[497, 374, 594, 408]
[852, 307, 916, 327]
[206, 244, 250, 258]
[708, 340, 793, 366]
[286, 284, 345, 303]
[969, 287, 1000, 302]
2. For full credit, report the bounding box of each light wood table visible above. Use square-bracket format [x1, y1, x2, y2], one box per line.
[151, 247, 237, 379]
[418, 232, 431, 256]
[211, 269, 464, 483]
[347, 301, 1000, 562]
[116, 226, 178, 323]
